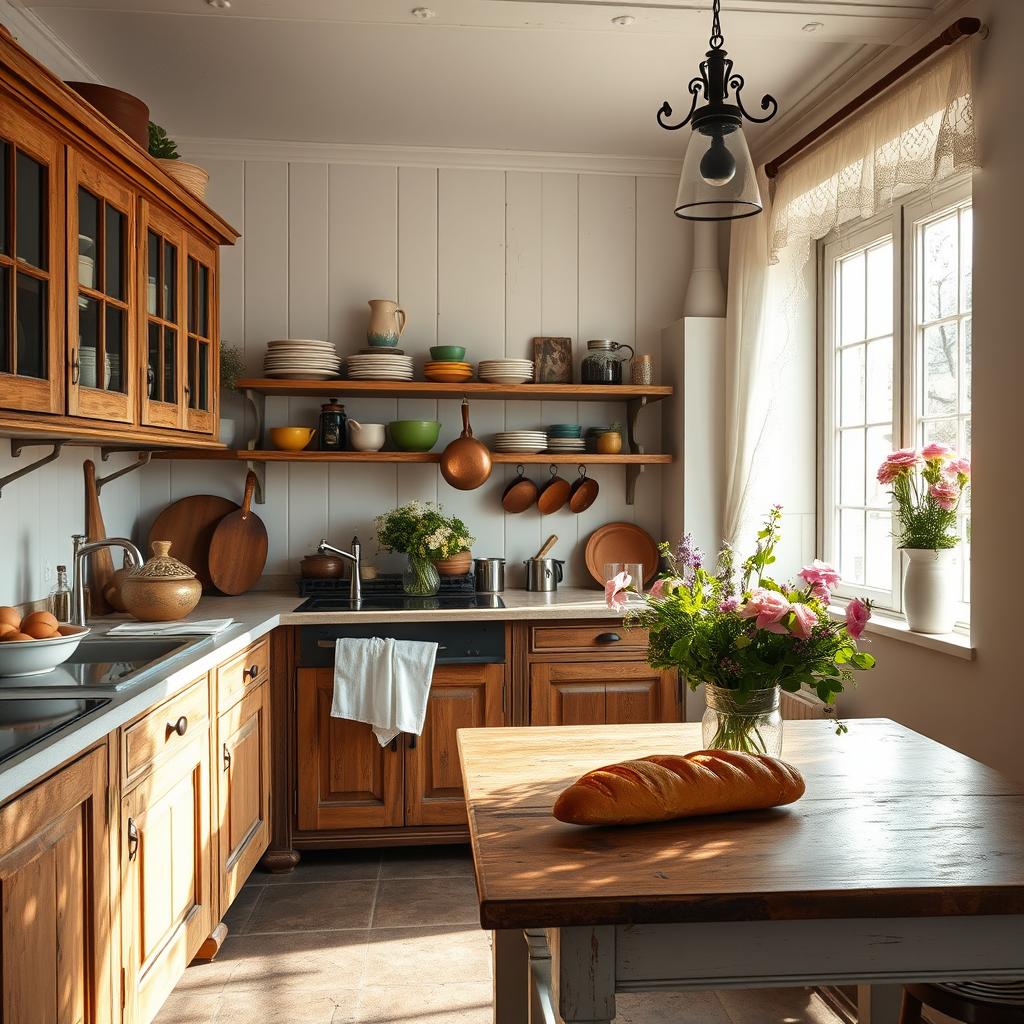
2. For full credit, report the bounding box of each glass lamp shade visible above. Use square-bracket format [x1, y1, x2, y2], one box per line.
[674, 123, 762, 220]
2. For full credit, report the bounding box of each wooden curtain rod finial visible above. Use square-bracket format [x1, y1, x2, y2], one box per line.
[764, 17, 983, 181]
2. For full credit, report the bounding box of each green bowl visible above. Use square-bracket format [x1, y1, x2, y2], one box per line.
[389, 419, 442, 452]
[430, 345, 466, 361]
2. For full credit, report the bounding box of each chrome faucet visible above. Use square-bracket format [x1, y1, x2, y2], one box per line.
[72, 533, 144, 626]
[318, 536, 362, 603]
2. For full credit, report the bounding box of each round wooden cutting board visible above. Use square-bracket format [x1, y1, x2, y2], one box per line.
[147, 494, 239, 591]
[584, 522, 661, 587]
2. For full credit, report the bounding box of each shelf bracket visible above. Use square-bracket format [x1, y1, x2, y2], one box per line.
[242, 388, 265, 451]
[1, 438, 65, 498]
[244, 458, 266, 505]
[625, 464, 644, 505]
[94, 451, 152, 494]
[626, 396, 648, 455]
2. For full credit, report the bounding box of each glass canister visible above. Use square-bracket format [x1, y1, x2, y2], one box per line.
[580, 339, 635, 385]
[318, 399, 348, 451]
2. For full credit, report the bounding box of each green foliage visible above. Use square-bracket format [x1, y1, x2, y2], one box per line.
[148, 122, 179, 160]
[375, 502, 475, 560]
[219, 344, 245, 392]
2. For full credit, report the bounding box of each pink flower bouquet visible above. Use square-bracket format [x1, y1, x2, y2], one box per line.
[878, 445, 970, 550]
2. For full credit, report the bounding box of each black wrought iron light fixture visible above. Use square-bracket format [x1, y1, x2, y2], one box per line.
[658, 0, 778, 220]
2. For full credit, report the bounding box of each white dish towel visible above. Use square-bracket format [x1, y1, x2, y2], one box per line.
[330, 637, 438, 747]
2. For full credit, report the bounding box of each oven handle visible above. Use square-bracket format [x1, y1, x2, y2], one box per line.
[316, 640, 448, 650]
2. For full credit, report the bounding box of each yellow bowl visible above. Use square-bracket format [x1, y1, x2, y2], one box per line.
[270, 426, 317, 451]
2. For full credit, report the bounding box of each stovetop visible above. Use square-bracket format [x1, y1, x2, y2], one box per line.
[0, 697, 110, 766]
[295, 594, 505, 612]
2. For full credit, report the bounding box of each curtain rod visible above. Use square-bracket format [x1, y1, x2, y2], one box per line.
[764, 17, 982, 181]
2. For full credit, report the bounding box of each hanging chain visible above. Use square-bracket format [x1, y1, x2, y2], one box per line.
[709, 0, 724, 49]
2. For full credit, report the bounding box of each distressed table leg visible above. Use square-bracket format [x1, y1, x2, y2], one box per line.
[556, 926, 616, 1023]
[858, 983, 905, 1024]
[526, 929, 555, 1024]
[494, 928, 529, 1024]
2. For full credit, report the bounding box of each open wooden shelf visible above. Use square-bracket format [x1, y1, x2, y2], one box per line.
[152, 449, 673, 465]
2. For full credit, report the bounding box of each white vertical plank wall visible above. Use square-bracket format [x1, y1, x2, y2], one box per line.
[130, 158, 693, 586]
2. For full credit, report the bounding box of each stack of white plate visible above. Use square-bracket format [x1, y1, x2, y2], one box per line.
[492, 430, 547, 454]
[346, 352, 414, 381]
[264, 339, 342, 380]
[478, 359, 535, 385]
[546, 436, 586, 453]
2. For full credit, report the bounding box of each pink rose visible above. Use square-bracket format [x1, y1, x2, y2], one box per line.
[719, 595, 740, 613]
[885, 448, 921, 468]
[789, 602, 818, 640]
[948, 457, 971, 479]
[798, 560, 841, 602]
[929, 479, 960, 511]
[738, 588, 791, 634]
[604, 570, 632, 611]
[845, 598, 870, 640]
[922, 442, 953, 462]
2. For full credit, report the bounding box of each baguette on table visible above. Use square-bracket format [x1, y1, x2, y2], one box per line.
[553, 749, 805, 827]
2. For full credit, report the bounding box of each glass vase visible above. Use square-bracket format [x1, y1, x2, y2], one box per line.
[403, 555, 441, 597]
[702, 684, 783, 757]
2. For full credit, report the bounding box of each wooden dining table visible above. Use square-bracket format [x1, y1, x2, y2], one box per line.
[458, 719, 1024, 1024]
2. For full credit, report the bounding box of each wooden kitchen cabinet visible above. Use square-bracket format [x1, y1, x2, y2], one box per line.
[405, 663, 504, 826]
[0, 745, 113, 1024]
[530, 661, 679, 726]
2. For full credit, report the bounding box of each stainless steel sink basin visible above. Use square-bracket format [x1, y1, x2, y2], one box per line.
[66, 637, 192, 664]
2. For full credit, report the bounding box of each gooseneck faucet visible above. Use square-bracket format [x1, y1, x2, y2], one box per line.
[318, 536, 362, 603]
[72, 533, 144, 626]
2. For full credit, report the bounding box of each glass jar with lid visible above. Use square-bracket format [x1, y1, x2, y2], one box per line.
[580, 339, 634, 385]
[318, 399, 348, 451]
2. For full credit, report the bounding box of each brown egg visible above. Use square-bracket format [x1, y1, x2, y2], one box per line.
[21, 611, 59, 639]
[4, 632, 34, 642]
[0, 607, 21, 630]
[0, 623, 16, 639]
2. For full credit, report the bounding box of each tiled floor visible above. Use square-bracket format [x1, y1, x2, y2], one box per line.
[156, 846, 845, 1024]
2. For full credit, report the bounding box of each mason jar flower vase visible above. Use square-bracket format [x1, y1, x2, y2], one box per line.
[702, 685, 783, 757]
[902, 547, 959, 634]
[403, 555, 441, 597]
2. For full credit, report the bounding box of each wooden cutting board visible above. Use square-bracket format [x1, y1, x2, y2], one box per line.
[83, 459, 114, 616]
[207, 471, 268, 596]
[147, 494, 239, 592]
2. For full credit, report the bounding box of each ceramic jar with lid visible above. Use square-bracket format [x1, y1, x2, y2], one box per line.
[120, 541, 202, 621]
[580, 339, 634, 385]
[318, 399, 348, 451]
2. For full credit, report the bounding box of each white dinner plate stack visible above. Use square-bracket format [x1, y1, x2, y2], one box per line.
[546, 435, 586, 454]
[492, 430, 547, 454]
[345, 352, 414, 381]
[478, 359, 535, 385]
[263, 339, 342, 380]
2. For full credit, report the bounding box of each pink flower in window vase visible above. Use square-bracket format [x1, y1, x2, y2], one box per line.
[878, 446, 971, 634]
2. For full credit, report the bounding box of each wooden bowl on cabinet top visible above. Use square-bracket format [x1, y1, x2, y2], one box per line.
[300, 554, 346, 579]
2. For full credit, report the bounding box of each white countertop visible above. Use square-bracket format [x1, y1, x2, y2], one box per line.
[0, 587, 623, 804]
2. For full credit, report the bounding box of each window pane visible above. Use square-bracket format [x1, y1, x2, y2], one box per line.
[147, 322, 160, 399]
[15, 151, 47, 270]
[78, 188, 99, 290]
[865, 510, 893, 592]
[15, 273, 46, 378]
[866, 242, 893, 338]
[77, 295, 99, 389]
[198, 340, 209, 410]
[840, 509, 865, 586]
[188, 257, 196, 334]
[105, 205, 125, 301]
[840, 429, 865, 506]
[187, 335, 197, 408]
[198, 264, 209, 337]
[163, 327, 177, 403]
[923, 323, 957, 417]
[866, 425, 895, 507]
[922, 212, 957, 322]
[962, 416, 971, 458]
[147, 231, 159, 316]
[0, 265, 8, 372]
[840, 345, 865, 426]
[960, 206, 972, 313]
[840, 252, 865, 344]
[962, 317, 972, 406]
[865, 337, 892, 424]
[106, 305, 125, 393]
[163, 241, 177, 321]
[922, 417, 957, 448]
[0, 141, 7, 254]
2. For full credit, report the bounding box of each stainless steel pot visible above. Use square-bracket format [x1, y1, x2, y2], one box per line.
[474, 557, 506, 593]
[524, 557, 564, 592]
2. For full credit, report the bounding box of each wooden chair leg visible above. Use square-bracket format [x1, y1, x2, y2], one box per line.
[899, 991, 924, 1024]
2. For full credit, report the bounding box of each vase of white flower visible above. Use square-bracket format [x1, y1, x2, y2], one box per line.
[403, 555, 441, 597]
[375, 502, 475, 597]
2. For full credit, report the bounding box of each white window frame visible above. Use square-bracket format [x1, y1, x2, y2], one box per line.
[818, 173, 972, 620]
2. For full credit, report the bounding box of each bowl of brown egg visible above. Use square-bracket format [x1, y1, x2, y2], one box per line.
[0, 607, 90, 678]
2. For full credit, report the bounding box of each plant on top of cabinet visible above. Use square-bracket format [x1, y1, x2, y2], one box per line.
[148, 120, 209, 201]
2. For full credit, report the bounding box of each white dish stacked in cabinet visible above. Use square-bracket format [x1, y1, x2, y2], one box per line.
[492, 430, 547, 454]
[346, 353, 414, 381]
[263, 339, 342, 380]
[478, 359, 534, 384]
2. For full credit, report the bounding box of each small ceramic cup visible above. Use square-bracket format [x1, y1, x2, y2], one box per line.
[348, 420, 386, 452]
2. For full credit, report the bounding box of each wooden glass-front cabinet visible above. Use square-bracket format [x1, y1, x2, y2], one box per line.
[0, 101, 63, 415]
[184, 235, 217, 434]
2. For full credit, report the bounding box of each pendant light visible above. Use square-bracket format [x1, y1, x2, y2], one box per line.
[657, 0, 778, 221]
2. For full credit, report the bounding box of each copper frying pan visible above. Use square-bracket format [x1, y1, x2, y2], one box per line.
[440, 399, 492, 490]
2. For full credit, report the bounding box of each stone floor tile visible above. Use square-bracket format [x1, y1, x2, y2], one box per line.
[719, 986, 842, 1023]
[380, 845, 474, 879]
[222, 884, 263, 933]
[215, 929, 370, 991]
[355, 982, 493, 1024]
[152, 990, 220, 1023]
[216, 988, 359, 1024]
[243, 879, 377, 934]
[616, 990, 734, 1024]
[361, 925, 491, 987]
[261, 850, 382, 885]
[372, 875, 480, 928]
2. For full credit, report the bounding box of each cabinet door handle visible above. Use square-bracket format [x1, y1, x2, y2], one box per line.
[243, 664, 259, 681]
[168, 715, 188, 737]
[223, 743, 231, 771]
[407, 733, 418, 750]
[127, 818, 139, 861]
[595, 632, 621, 644]
[70, 347, 80, 385]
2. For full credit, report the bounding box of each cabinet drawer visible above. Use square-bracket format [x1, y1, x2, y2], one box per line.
[216, 637, 270, 715]
[123, 675, 209, 783]
[530, 623, 649, 654]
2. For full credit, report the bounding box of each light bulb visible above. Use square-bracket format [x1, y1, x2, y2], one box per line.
[699, 133, 736, 187]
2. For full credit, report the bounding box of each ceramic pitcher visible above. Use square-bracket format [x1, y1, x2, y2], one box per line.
[366, 299, 407, 347]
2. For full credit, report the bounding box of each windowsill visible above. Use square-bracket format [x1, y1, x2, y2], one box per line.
[828, 602, 975, 661]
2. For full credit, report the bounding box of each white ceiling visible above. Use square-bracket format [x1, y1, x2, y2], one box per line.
[14, 0, 940, 158]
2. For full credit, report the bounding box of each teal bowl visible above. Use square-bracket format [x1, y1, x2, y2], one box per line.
[389, 419, 442, 452]
[430, 345, 466, 361]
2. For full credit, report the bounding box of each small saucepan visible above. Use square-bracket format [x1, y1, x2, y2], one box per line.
[501, 465, 538, 513]
[568, 465, 599, 513]
[536, 465, 571, 515]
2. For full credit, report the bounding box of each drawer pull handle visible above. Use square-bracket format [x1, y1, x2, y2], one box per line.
[169, 715, 188, 737]
[595, 632, 621, 644]
[127, 817, 139, 861]
[243, 664, 260, 680]
[223, 743, 231, 771]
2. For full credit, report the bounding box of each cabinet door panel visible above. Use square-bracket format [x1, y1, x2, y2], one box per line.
[0, 747, 111, 1024]
[405, 663, 504, 827]
[183, 235, 217, 435]
[296, 668, 403, 831]
[530, 662, 679, 726]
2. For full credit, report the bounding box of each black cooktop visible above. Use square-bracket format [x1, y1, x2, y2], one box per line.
[296, 594, 505, 612]
[0, 698, 110, 765]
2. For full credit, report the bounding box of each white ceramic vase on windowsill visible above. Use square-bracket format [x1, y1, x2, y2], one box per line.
[902, 547, 959, 634]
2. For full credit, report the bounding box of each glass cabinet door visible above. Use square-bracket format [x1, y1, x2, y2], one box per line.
[184, 236, 217, 434]
[0, 106, 62, 414]
[140, 200, 185, 429]
[67, 150, 135, 422]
